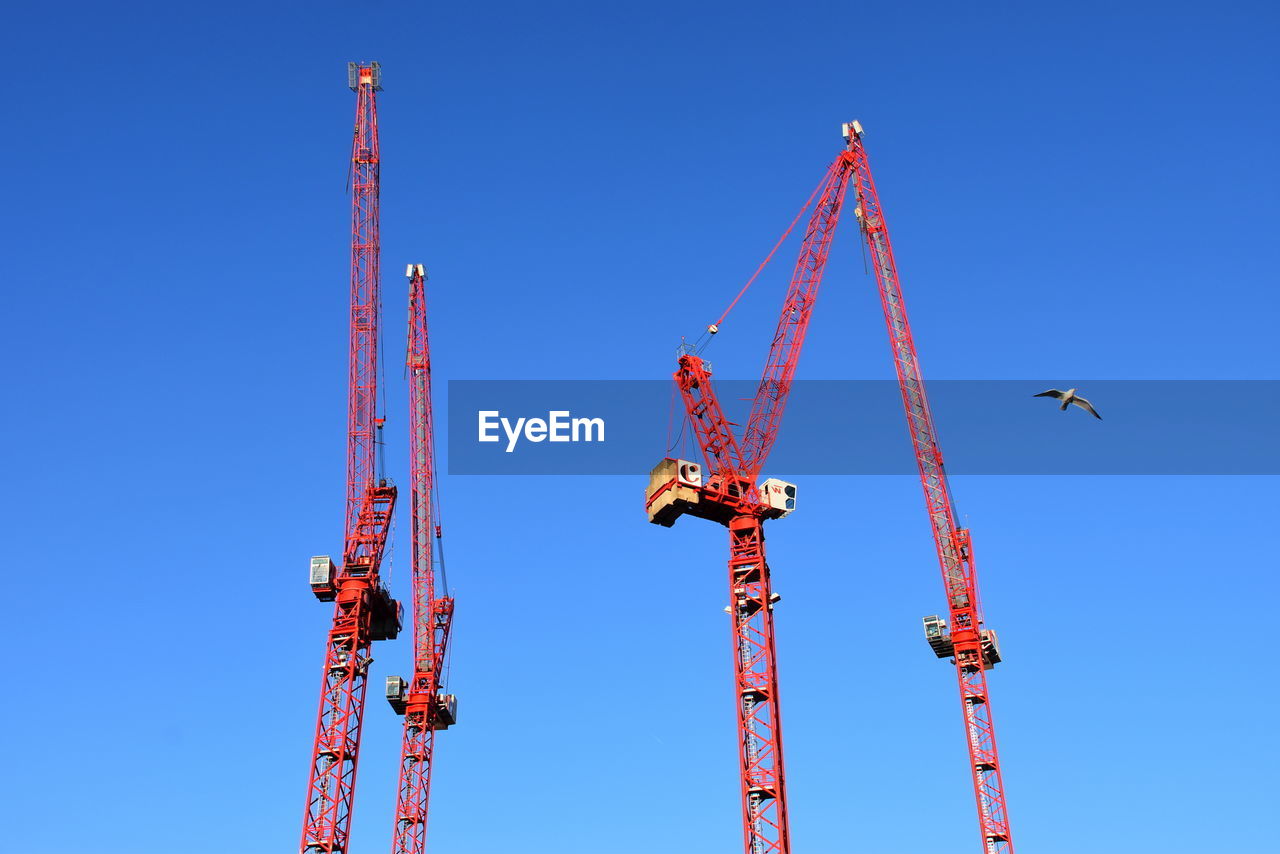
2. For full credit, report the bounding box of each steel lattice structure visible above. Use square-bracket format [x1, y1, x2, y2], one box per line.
[388, 264, 456, 854]
[345, 62, 383, 541]
[846, 124, 1014, 854]
[647, 122, 1017, 854]
[300, 62, 403, 854]
[647, 134, 858, 854]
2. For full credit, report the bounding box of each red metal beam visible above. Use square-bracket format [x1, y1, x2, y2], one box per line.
[848, 124, 1014, 854]
[390, 264, 456, 854]
[301, 62, 400, 854]
[660, 133, 859, 854]
[739, 148, 854, 478]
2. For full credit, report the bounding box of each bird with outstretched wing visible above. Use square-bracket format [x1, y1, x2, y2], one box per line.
[1034, 388, 1102, 420]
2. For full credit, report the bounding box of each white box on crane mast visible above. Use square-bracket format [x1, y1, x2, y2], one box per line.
[310, 555, 337, 601]
[841, 120, 864, 139]
[385, 675, 408, 715]
[759, 478, 797, 517]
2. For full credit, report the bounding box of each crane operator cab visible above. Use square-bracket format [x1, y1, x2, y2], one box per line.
[759, 478, 797, 518]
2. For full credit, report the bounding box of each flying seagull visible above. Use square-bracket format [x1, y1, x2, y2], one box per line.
[1034, 388, 1102, 419]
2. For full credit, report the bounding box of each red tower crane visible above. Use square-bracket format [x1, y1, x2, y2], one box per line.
[644, 133, 860, 854]
[649, 122, 1017, 854]
[844, 121, 1014, 853]
[386, 264, 457, 854]
[300, 61, 403, 854]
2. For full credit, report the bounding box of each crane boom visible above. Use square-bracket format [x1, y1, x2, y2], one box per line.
[389, 264, 457, 854]
[301, 62, 403, 854]
[346, 61, 383, 544]
[847, 123, 1014, 854]
[739, 151, 854, 477]
[406, 264, 440, 681]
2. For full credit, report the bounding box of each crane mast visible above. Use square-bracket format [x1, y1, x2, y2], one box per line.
[846, 122, 1014, 853]
[646, 134, 857, 854]
[387, 264, 457, 854]
[301, 62, 403, 854]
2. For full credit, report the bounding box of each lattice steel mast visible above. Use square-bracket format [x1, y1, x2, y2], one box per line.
[645, 132, 858, 854]
[386, 264, 458, 854]
[300, 61, 403, 854]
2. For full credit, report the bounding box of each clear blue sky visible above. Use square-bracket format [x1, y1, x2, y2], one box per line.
[3, 2, 1277, 852]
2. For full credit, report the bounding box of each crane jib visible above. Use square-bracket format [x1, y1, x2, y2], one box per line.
[851, 134, 1015, 853]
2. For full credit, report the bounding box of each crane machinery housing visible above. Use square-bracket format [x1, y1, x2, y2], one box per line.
[646, 120, 1015, 854]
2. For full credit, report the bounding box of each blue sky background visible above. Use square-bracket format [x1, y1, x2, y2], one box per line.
[2, 1, 1277, 852]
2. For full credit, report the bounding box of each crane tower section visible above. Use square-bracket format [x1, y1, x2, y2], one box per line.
[387, 264, 457, 854]
[644, 131, 858, 854]
[300, 62, 402, 854]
